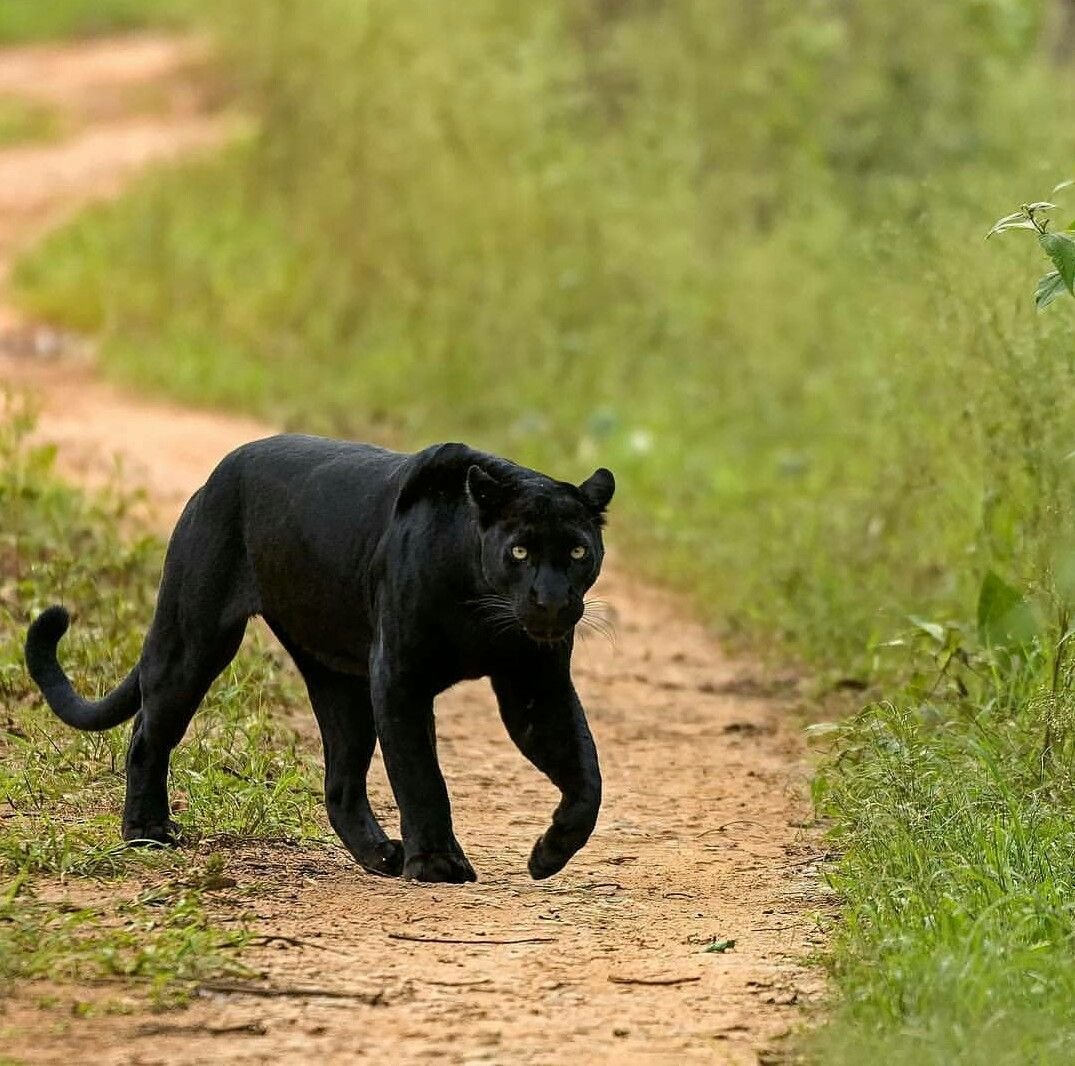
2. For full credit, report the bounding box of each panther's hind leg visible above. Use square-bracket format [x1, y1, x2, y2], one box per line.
[121, 474, 256, 846]
[284, 643, 403, 877]
[122, 620, 247, 846]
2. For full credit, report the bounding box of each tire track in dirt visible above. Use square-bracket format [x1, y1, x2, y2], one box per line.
[0, 34, 827, 1065]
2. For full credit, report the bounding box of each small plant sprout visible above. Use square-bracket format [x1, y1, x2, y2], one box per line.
[987, 181, 1075, 310]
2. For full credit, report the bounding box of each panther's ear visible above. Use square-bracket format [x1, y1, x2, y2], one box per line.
[578, 468, 615, 518]
[466, 465, 511, 522]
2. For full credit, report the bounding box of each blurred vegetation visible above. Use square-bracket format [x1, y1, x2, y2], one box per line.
[0, 96, 63, 147]
[0, 0, 193, 44]
[10, 0, 1075, 1058]
[16, 0, 1075, 673]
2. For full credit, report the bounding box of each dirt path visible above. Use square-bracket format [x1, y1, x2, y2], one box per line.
[0, 34, 826, 1065]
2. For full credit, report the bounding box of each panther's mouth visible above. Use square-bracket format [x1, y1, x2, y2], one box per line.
[469, 594, 590, 645]
[521, 603, 584, 645]
[522, 623, 574, 645]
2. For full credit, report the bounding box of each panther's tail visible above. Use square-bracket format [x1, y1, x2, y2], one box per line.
[25, 605, 141, 732]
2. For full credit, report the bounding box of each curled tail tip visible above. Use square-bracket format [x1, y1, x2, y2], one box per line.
[24, 605, 140, 731]
[25, 605, 71, 684]
[29, 605, 71, 644]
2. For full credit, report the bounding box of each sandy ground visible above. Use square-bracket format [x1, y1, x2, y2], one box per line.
[0, 34, 828, 1065]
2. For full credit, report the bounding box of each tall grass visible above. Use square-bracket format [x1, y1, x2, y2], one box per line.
[0, 0, 193, 44]
[11, 0, 1075, 1057]
[16, 0, 1075, 670]
[810, 620, 1075, 1064]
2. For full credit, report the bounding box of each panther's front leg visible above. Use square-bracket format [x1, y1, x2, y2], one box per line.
[491, 666, 602, 879]
[369, 636, 476, 884]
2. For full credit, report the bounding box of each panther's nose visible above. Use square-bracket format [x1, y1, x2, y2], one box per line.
[529, 592, 575, 629]
[529, 590, 570, 623]
[528, 569, 573, 631]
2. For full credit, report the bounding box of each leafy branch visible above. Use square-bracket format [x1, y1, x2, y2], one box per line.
[986, 181, 1075, 310]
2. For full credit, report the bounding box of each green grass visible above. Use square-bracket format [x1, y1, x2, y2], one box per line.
[809, 623, 1075, 1064]
[0, 97, 63, 147]
[11, 0, 1075, 1059]
[2, 868, 246, 1005]
[0, 397, 325, 1008]
[0, 0, 194, 45]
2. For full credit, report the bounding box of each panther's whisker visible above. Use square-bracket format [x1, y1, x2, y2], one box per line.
[487, 613, 523, 636]
[580, 612, 613, 630]
[581, 605, 616, 635]
[582, 606, 614, 624]
[577, 615, 617, 646]
[468, 596, 515, 614]
[469, 601, 519, 623]
[473, 603, 515, 618]
[584, 616, 614, 630]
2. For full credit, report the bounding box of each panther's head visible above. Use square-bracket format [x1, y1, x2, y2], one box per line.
[467, 464, 615, 643]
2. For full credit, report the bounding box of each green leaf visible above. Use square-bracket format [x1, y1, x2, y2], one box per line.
[1035, 270, 1069, 311]
[993, 221, 1038, 237]
[986, 211, 1035, 238]
[1052, 179, 1075, 194]
[908, 616, 946, 644]
[704, 939, 736, 954]
[976, 570, 1038, 648]
[1040, 231, 1075, 294]
[1026, 201, 1057, 212]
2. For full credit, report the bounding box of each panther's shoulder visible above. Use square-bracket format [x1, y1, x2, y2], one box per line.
[395, 443, 524, 515]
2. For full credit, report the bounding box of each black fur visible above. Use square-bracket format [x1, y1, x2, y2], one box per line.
[25, 435, 615, 883]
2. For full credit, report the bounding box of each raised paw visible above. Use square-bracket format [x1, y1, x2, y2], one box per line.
[403, 850, 477, 884]
[123, 819, 182, 847]
[528, 833, 571, 880]
[357, 839, 405, 878]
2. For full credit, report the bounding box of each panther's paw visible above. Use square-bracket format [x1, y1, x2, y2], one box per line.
[358, 839, 405, 878]
[403, 851, 477, 884]
[123, 819, 182, 847]
[527, 834, 570, 880]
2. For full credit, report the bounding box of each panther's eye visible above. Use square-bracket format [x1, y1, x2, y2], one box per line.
[571, 545, 587, 560]
[511, 545, 529, 560]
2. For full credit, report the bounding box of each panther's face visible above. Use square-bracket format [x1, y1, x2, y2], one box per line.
[467, 464, 615, 644]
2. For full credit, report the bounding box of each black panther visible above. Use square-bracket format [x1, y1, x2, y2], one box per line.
[25, 436, 615, 884]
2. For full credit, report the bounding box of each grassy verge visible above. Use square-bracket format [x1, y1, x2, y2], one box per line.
[809, 614, 1075, 1064]
[10, 1, 1075, 1059]
[0, 397, 324, 1009]
[0, 1, 193, 45]
[0, 97, 63, 147]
